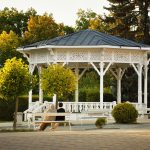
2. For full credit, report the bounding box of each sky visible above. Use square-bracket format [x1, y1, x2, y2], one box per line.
[0, 0, 109, 26]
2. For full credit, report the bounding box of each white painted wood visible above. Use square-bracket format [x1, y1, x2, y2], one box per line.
[53, 94, 57, 108]
[103, 62, 112, 75]
[90, 62, 100, 76]
[75, 67, 79, 102]
[144, 65, 148, 106]
[38, 66, 43, 104]
[100, 62, 104, 109]
[78, 68, 87, 80]
[117, 68, 122, 103]
[110, 68, 125, 104]
[28, 64, 36, 108]
[138, 64, 143, 106]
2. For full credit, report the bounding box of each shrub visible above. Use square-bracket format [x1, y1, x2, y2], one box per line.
[95, 117, 107, 128]
[112, 102, 138, 123]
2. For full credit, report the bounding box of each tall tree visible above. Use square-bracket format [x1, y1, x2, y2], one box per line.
[0, 58, 34, 130]
[75, 9, 107, 32]
[104, 0, 150, 44]
[134, 0, 150, 44]
[0, 30, 22, 67]
[0, 7, 37, 36]
[23, 13, 64, 44]
[63, 25, 75, 35]
[104, 0, 137, 40]
[75, 9, 97, 30]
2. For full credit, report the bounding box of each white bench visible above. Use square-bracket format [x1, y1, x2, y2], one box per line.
[31, 112, 72, 130]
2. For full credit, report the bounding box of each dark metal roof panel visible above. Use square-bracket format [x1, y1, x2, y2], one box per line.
[21, 29, 150, 48]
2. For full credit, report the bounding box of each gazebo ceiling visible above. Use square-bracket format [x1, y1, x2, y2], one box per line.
[21, 29, 149, 49]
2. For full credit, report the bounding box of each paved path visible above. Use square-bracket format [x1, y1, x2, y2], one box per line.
[0, 130, 150, 150]
[0, 118, 150, 150]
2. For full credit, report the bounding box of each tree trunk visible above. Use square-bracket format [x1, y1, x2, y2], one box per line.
[13, 97, 19, 130]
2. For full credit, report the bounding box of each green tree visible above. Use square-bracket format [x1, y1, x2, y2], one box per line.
[23, 13, 64, 44]
[104, 0, 137, 40]
[75, 9, 108, 32]
[75, 9, 97, 30]
[79, 70, 99, 89]
[41, 64, 76, 107]
[0, 30, 22, 67]
[0, 57, 34, 130]
[0, 7, 37, 36]
[104, 0, 150, 44]
[134, 0, 150, 44]
[63, 25, 75, 35]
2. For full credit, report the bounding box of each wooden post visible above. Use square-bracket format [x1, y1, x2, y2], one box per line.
[29, 64, 35, 108]
[144, 65, 148, 107]
[38, 66, 43, 104]
[138, 64, 143, 106]
[100, 62, 104, 109]
[75, 67, 79, 102]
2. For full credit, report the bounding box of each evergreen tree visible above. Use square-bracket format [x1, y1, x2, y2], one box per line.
[104, 0, 150, 44]
[104, 0, 137, 40]
[134, 0, 150, 44]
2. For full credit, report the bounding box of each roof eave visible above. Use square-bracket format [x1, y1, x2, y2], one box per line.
[17, 45, 150, 51]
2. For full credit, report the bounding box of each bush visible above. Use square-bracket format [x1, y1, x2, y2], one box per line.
[95, 117, 107, 128]
[112, 102, 138, 123]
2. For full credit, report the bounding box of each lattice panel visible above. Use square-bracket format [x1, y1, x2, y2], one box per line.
[114, 50, 130, 62]
[103, 49, 113, 61]
[57, 49, 67, 61]
[30, 52, 36, 64]
[131, 51, 143, 63]
[69, 49, 88, 61]
[90, 49, 102, 61]
[36, 51, 48, 63]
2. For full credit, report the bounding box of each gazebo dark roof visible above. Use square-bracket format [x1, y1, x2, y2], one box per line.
[22, 29, 149, 48]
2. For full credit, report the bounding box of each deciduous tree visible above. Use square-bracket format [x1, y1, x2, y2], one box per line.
[0, 7, 37, 36]
[0, 31, 22, 67]
[41, 64, 76, 107]
[0, 58, 35, 130]
[23, 13, 64, 44]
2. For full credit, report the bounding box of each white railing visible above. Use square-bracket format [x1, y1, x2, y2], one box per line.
[62, 101, 116, 113]
[23, 101, 148, 121]
[131, 102, 147, 114]
[23, 101, 116, 121]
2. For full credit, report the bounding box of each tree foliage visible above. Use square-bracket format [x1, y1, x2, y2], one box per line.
[41, 64, 76, 98]
[104, 0, 137, 40]
[75, 9, 108, 32]
[0, 30, 22, 67]
[104, 0, 150, 44]
[0, 57, 32, 98]
[23, 13, 64, 44]
[0, 57, 34, 129]
[0, 7, 37, 36]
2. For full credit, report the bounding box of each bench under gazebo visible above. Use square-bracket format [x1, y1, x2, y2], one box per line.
[17, 29, 150, 114]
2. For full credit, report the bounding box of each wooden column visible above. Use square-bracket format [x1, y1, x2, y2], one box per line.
[144, 65, 148, 107]
[28, 64, 36, 108]
[38, 66, 43, 104]
[110, 68, 125, 104]
[100, 62, 104, 109]
[138, 64, 142, 106]
[75, 67, 79, 102]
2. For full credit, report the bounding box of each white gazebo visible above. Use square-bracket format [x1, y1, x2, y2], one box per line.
[17, 29, 150, 113]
